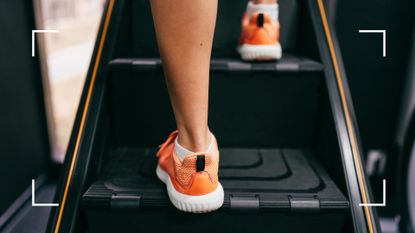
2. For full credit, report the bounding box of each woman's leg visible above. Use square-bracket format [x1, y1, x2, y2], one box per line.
[152, 1, 223, 213]
[151, 0, 218, 152]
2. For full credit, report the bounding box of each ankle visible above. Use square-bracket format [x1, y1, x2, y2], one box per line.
[177, 128, 212, 152]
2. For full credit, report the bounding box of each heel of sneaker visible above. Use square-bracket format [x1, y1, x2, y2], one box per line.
[168, 183, 224, 213]
[238, 43, 282, 61]
[156, 165, 224, 213]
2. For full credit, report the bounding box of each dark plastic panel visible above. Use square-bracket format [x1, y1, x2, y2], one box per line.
[131, 0, 300, 57]
[0, 0, 50, 217]
[86, 211, 346, 233]
[109, 54, 323, 148]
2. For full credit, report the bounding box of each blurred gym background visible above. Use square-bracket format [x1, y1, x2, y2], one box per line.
[39, 0, 104, 163]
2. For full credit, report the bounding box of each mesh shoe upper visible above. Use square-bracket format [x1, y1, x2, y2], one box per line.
[239, 12, 280, 46]
[157, 131, 219, 195]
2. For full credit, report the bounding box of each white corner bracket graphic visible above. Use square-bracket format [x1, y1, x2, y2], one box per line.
[32, 179, 59, 207]
[358, 30, 387, 57]
[31, 29, 59, 57]
[359, 179, 386, 207]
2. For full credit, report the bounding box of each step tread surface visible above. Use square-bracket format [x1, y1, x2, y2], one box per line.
[83, 148, 348, 213]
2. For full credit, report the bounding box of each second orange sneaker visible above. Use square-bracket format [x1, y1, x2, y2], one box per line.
[238, 12, 282, 61]
[156, 131, 224, 213]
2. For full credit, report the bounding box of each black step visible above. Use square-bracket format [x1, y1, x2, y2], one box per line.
[108, 54, 324, 149]
[128, 0, 300, 57]
[83, 148, 348, 213]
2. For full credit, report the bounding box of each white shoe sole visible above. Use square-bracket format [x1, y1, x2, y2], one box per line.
[237, 43, 282, 61]
[156, 165, 224, 213]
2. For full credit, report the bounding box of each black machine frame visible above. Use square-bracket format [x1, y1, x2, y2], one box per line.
[47, 0, 380, 232]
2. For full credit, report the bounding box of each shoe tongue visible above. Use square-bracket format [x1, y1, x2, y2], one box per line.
[157, 131, 178, 157]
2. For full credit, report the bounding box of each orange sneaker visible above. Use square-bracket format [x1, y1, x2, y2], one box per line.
[238, 12, 282, 61]
[156, 131, 224, 213]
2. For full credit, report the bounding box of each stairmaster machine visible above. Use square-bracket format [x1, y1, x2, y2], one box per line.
[47, 0, 381, 232]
